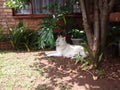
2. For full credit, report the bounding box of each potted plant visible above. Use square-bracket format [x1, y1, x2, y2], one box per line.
[70, 29, 86, 45]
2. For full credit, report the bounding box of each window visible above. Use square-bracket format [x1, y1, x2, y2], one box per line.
[13, 0, 81, 17]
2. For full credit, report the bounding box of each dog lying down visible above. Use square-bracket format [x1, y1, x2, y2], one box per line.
[45, 35, 88, 58]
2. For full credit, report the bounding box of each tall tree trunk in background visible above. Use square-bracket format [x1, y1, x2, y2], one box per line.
[93, 0, 100, 63]
[79, 0, 115, 66]
[99, 0, 115, 49]
[80, 0, 93, 49]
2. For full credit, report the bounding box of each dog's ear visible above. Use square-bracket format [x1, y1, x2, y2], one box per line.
[59, 35, 63, 38]
[63, 36, 66, 40]
[57, 35, 60, 38]
[57, 35, 61, 38]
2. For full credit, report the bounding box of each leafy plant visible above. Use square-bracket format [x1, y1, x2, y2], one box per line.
[95, 49, 103, 67]
[37, 0, 77, 49]
[75, 54, 89, 69]
[4, 0, 28, 9]
[38, 17, 58, 49]
[10, 21, 61, 51]
[96, 69, 104, 78]
[70, 29, 86, 39]
[21, 30, 38, 51]
[59, 0, 73, 14]
[9, 22, 38, 51]
[9, 22, 25, 49]
[75, 42, 103, 69]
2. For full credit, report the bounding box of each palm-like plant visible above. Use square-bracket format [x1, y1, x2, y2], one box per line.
[38, 17, 57, 49]
[9, 22, 25, 49]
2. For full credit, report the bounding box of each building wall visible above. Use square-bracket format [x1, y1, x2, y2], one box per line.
[0, 0, 43, 34]
[0, 0, 84, 35]
[1, 0, 119, 34]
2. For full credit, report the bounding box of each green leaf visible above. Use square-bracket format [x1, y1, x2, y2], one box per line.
[98, 53, 103, 63]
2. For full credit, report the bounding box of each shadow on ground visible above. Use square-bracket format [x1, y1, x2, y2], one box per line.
[32, 52, 120, 90]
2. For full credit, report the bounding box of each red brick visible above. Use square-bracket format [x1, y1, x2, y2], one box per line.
[0, 0, 43, 33]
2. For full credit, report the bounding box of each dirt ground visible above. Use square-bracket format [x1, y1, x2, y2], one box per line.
[31, 51, 120, 90]
[1, 50, 119, 90]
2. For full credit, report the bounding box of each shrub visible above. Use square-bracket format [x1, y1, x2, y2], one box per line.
[21, 30, 38, 51]
[9, 22, 26, 50]
[9, 22, 38, 51]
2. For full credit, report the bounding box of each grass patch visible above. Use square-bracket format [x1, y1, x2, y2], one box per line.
[0, 51, 41, 90]
[0, 51, 83, 90]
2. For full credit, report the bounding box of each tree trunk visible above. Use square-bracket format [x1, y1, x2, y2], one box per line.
[79, 0, 115, 66]
[79, 0, 93, 50]
[100, 13, 109, 49]
[100, 0, 115, 49]
[93, 0, 100, 62]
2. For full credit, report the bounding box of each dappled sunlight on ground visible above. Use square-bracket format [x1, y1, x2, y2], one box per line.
[0, 51, 119, 90]
[32, 52, 120, 90]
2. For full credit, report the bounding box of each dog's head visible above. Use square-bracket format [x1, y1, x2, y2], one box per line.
[56, 35, 67, 47]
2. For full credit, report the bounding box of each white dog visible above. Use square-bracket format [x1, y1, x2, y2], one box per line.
[45, 35, 87, 58]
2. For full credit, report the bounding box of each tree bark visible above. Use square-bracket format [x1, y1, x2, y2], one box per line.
[79, 0, 93, 50]
[93, 0, 100, 59]
[100, 0, 115, 48]
[79, 0, 115, 66]
[100, 12, 109, 48]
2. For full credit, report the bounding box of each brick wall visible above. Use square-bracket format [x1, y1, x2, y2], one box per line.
[0, 0, 43, 34]
[0, 0, 84, 34]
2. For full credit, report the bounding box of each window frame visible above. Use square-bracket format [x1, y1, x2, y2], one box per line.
[12, 0, 82, 18]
